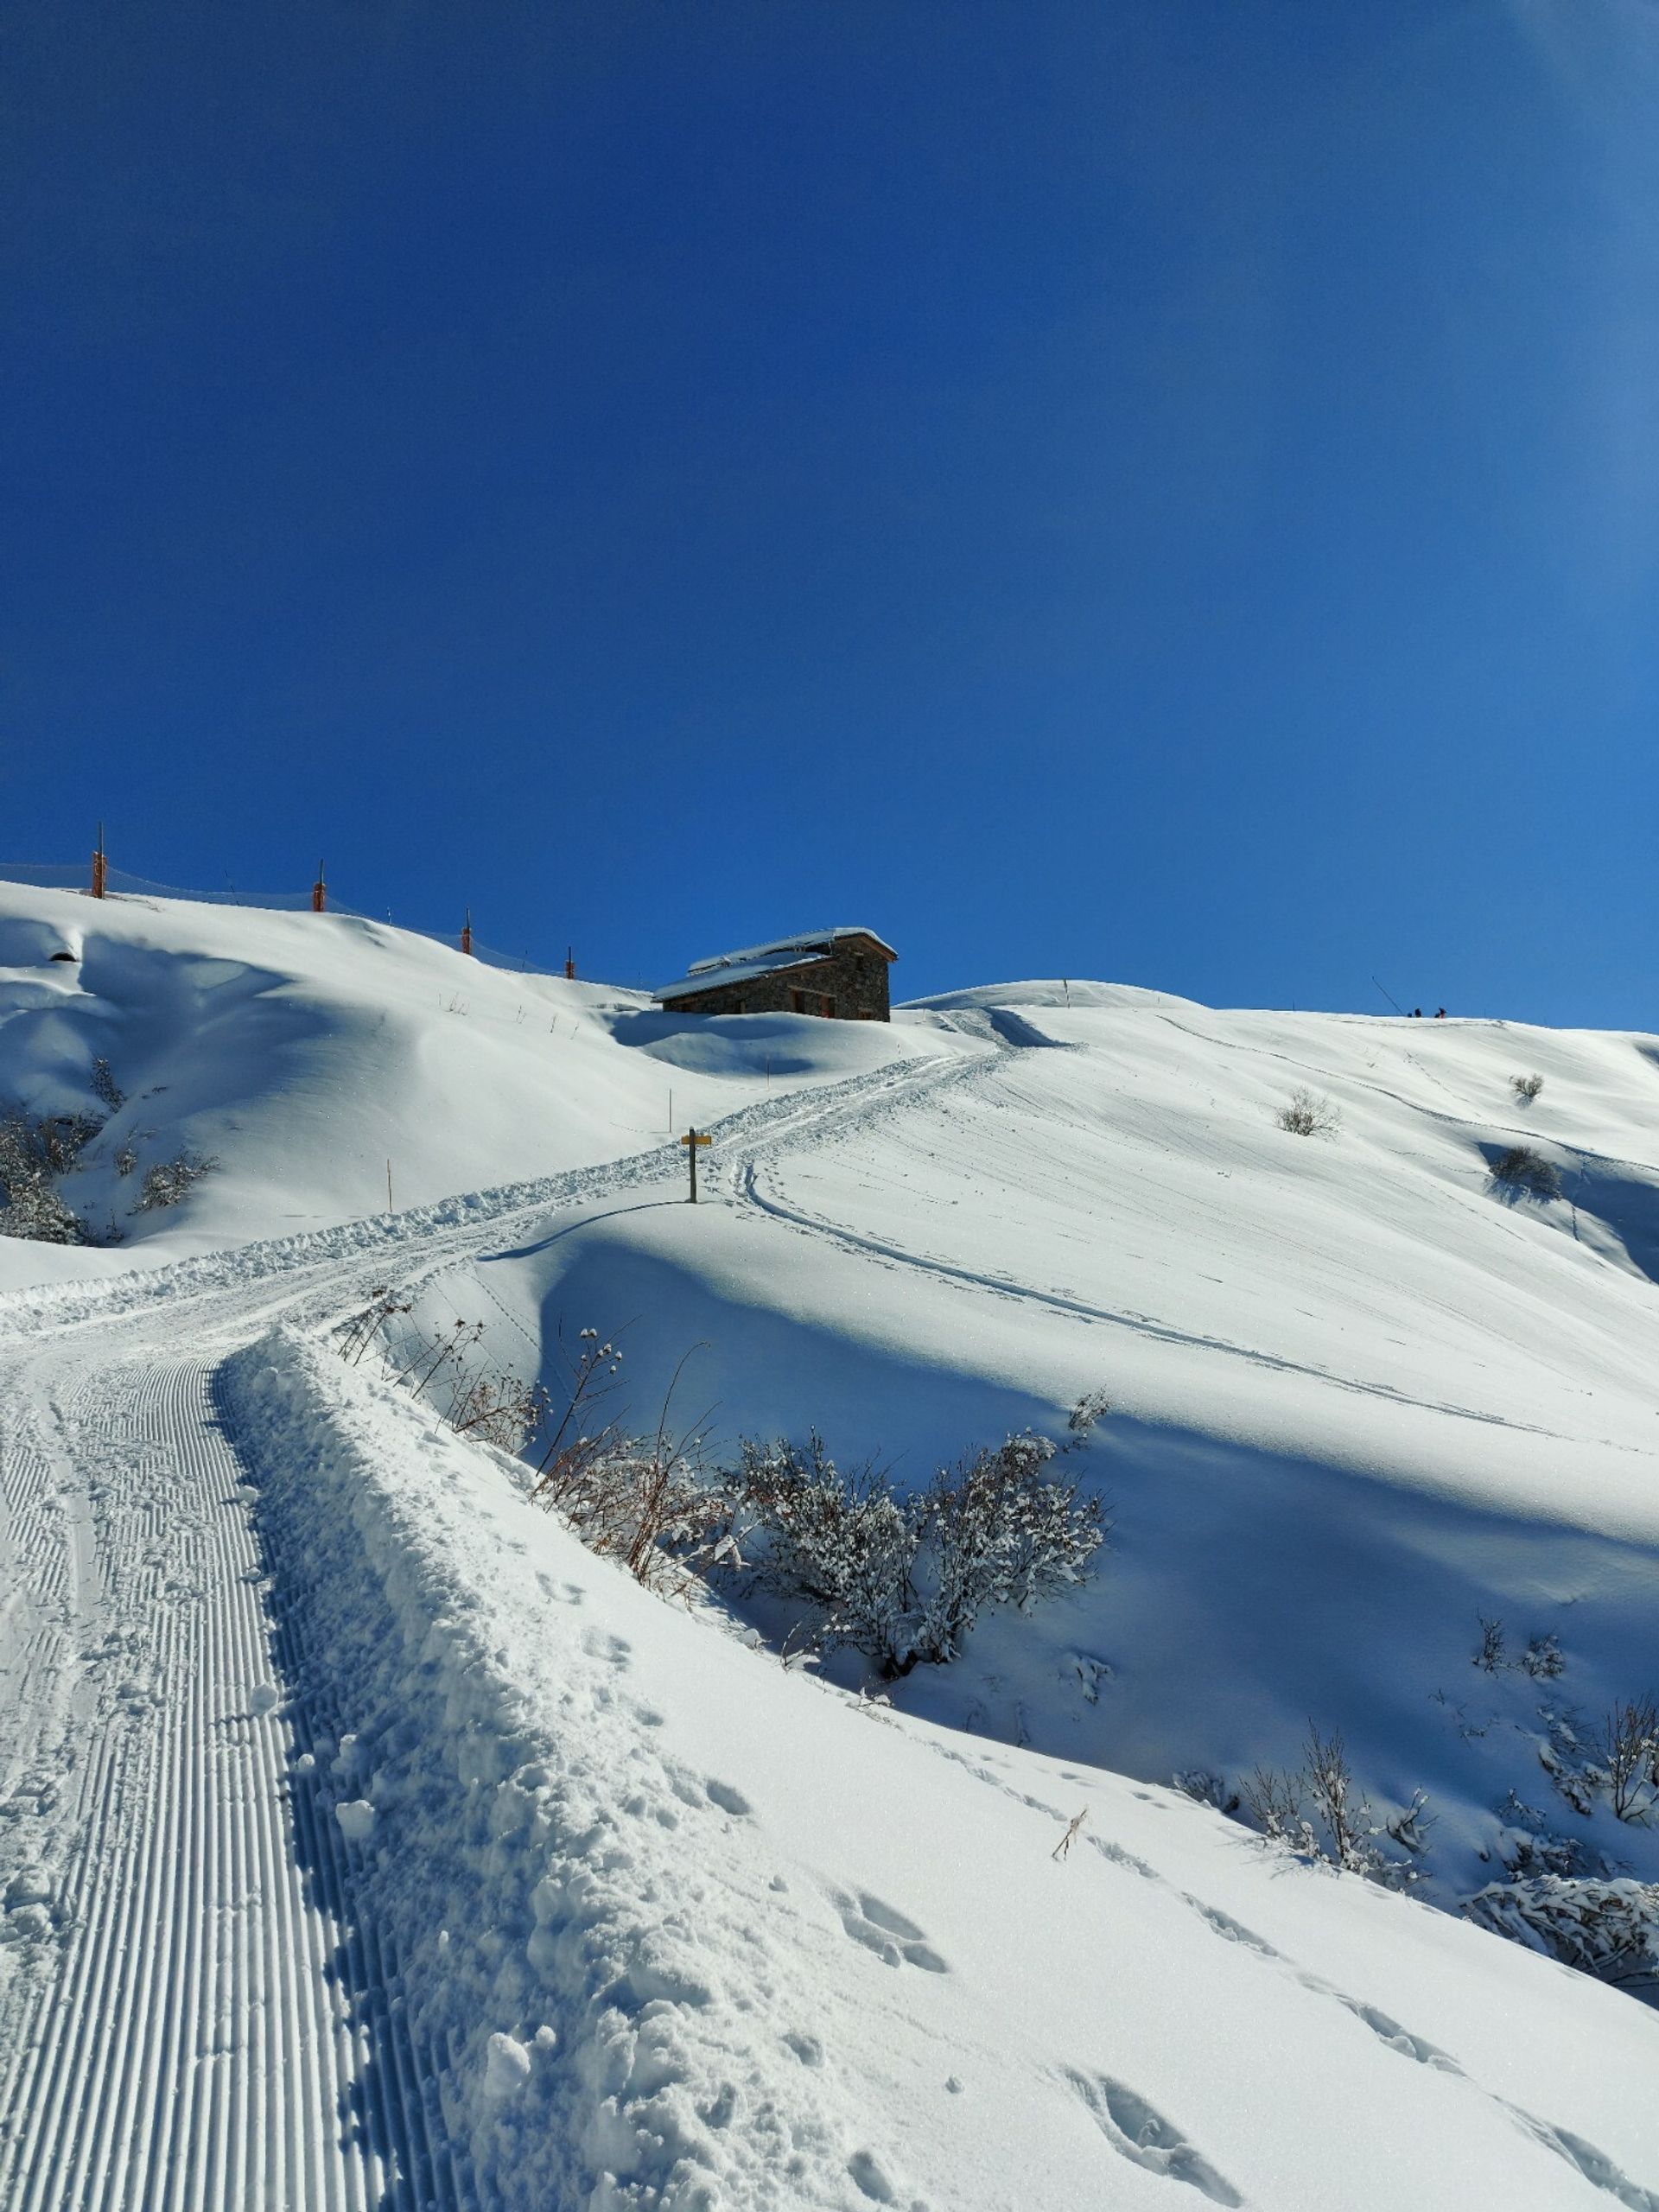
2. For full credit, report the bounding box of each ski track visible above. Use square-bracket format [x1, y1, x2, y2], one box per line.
[727, 1048, 1656, 1454]
[0, 1043, 974, 2211]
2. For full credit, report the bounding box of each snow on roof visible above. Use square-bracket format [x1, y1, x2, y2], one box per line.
[652, 927, 895, 1005]
[684, 927, 896, 977]
[654, 950, 830, 1001]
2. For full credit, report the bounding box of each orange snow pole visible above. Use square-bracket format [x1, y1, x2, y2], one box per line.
[461, 908, 474, 957]
[564, 945, 575, 980]
[91, 823, 107, 899]
[311, 861, 327, 913]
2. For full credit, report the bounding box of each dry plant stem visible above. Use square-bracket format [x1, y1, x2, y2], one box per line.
[1052, 1809, 1089, 1861]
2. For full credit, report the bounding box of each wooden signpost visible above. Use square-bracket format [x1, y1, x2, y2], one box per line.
[679, 1127, 711, 1202]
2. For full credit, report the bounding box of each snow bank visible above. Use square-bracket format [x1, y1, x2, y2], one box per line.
[221, 1328, 901, 2211]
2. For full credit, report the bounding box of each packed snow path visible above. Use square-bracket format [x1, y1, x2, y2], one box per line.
[0, 1344, 458, 2211]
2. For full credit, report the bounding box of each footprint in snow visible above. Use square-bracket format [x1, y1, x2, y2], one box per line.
[534, 1572, 585, 1605]
[581, 1626, 631, 1669]
[1313, 1986, 1463, 2074]
[705, 1779, 751, 1817]
[835, 1892, 949, 1974]
[1190, 1901, 1282, 1958]
[1065, 2072, 1243, 2205]
[845, 2148, 901, 2203]
[1504, 2107, 1659, 2212]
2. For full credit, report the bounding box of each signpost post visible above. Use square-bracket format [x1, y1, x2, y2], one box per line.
[678, 1127, 711, 1202]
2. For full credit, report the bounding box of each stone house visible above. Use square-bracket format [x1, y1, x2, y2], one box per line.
[652, 928, 897, 1021]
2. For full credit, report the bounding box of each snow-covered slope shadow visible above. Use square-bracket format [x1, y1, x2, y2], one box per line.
[401, 1218, 1659, 1917]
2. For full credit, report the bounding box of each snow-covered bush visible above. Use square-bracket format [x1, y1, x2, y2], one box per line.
[1476, 1617, 1565, 1681]
[1489, 1145, 1561, 1200]
[537, 1410, 732, 1598]
[133, 1147, 218, 1211]
[1538, 1707, 1599, 1818]
[1277, 1089, 1340, 1137]
[1465, 1876, 1659, 1996]
[1510, 1072, 1544, 1103]
[1173, 1770, 1238, 1814]
[1494, 1793, 1592, 1880]
[914, 1435, 1106, 1669]
[727, 1421, 1107, 1680]
[1598, 1695, 1659, 1825]
[0, 1106, 100, 1243]
[725, 1433, 912, 1664]
[520, 1335, 732, 1592]
[1238, 1726, 1430, 1889]
[91, 1056, 124, 1111]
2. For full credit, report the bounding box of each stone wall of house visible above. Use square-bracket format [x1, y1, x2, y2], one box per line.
[666, 942, 892, 1020]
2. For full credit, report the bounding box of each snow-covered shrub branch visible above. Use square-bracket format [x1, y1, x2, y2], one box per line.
[1473, 1615, 1564, 1682]
[1529, 1687, 1659, 1827]
[532, 1340, 730, 1597]
[336, 1300, 549, 1455]
[1599, 1695, 1659, 1826]
[90, 1056, 124, 1111]
[1488, 1145, 1561, 1200]
[0, 1059, 218, 1236]
[1235, 1725, 1431, 1889]
[1276, 1089, 1340, 1138]
[0, 1104, 103, 1243]
[723, 1407, 1109, 1680]
[346, 1307, 1108, 1646]
[133, 1147, 218, 1211]
[339, 1306, 732, 1595]
[1465, 1877, 1659, 1995]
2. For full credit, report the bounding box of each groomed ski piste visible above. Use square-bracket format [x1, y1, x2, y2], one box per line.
[2, 878, 1657, 2211]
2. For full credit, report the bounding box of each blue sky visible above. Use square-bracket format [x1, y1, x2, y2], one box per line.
[3, 1, 1655, 1020]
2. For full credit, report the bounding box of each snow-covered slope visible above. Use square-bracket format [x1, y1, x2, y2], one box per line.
[414, 982, 1659, 1915]
[0, 882, 940, 1287]
[3, 884, 1657, 2211]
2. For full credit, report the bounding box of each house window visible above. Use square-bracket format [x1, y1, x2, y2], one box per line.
[733, 999, 746, 1014]
[791, 989, 806, 1013]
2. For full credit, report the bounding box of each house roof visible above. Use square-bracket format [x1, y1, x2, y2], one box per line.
[685, 926, 895, 976]
[652, 927, 896, 1007]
